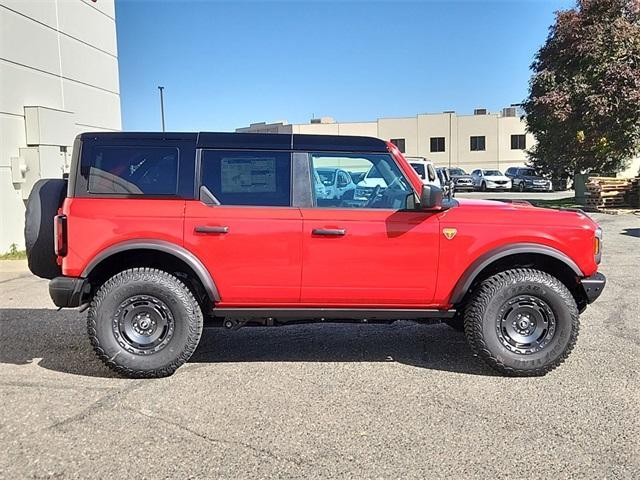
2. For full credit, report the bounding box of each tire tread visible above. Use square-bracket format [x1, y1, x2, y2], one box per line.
[463, 268, 579, 376]
[87, 267, 203, 378]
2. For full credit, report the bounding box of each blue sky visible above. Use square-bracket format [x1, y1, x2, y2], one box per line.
[115, 0, 574, 132]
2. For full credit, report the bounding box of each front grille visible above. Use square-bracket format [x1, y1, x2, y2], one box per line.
[494, 180, 508, 185]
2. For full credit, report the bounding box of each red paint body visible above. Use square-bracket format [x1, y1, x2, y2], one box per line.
[60, 145, 600, 310]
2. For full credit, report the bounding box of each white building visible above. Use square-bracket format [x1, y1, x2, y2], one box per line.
[0, 0, 121, 252]
[237, 108, 536, 173]
[238, 111, 640, 179]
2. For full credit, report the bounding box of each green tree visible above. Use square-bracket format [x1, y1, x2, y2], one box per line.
[522, 0, 640, 179]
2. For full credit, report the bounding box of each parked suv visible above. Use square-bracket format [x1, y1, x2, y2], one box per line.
[470, 169, 512, 191]
[505, 167, 553, 192]
[448, 167, 474, 192]
[25, 132, 605, 378]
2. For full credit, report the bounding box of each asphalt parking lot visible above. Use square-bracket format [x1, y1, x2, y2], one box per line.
[1, 210, 638, 479]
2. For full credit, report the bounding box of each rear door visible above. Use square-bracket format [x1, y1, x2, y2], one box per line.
[300, 152, 440, 306]
[184, 149, 302, 305]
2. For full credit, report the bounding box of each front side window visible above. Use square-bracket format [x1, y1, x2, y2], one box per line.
[470, 136, 486, 151]
[86, 146, 179, 195]
[311, 152, 413, 209]
[511, 134, 526, 149]
[200, 150, 291, 206]
[430, 137, 445, 152]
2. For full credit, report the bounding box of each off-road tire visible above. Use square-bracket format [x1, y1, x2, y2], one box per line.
[87, 268, 203, 378]
[24, 178, 67, 279]
[464, 268, 579, 376]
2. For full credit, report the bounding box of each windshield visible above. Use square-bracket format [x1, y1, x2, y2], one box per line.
[317, 169, 336, 186]
[483, 170, 503, 176]
[410, 163, 426, 179]
[449, 168, 466, 176]
[520, 168, 539, 176]
[366, 165, 383, 179]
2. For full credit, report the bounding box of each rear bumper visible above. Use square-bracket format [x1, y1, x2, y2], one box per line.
[580, 272, 606, 304]
[49, 276, 90, 308]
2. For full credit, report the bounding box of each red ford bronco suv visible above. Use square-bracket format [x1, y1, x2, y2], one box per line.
[25, 132, 605, 378]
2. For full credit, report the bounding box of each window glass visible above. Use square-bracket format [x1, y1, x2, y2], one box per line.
[483, 170, 503, 176]
[470, 136, 486, 151]
[311, 152, 413, 209]
[427, 164, 437, 182]
[511, 134, 526, 150]
[410, 162, 426, 179]
[201, 150, 291, 206]
[86, 146, 178, 195]
[390, 138, 406, 153]
[430, 137, 446, 152]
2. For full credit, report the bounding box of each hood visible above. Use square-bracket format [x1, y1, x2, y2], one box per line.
[357, 178, 387, 188]
[452, 174, 473, 181]
[521, 175, 548, 181]
[452, 198, 597, 228]
[484, 175, 510, 182]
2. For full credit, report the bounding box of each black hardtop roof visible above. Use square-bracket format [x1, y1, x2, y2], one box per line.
[78, 131, 389, 153]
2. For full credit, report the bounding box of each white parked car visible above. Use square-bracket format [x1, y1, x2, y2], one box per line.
[355, 159, 440, 202]
[315, 167, 356, 200]
[470, 169, 512, 191]
[407, 158, 441, 187]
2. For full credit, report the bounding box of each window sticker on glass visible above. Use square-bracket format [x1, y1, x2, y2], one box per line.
[220, 158, 276, 193]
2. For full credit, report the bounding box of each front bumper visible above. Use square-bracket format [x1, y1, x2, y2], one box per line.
[525, 183, 552, 191]
[580, 272, 606, 304]
[49, 276, 90, 308]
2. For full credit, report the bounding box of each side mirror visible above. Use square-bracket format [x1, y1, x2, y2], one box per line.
[419, 184, 443, 210]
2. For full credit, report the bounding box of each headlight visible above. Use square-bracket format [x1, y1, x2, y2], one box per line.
[594, 227, 603, 264]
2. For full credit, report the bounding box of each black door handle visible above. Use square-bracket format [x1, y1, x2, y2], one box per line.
[312, 228, 346, 236]
[195, 225, 229, 234]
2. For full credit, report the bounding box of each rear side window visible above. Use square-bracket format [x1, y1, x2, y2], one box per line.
[200, 150, 291, 206]
[85, 146, 179, 195]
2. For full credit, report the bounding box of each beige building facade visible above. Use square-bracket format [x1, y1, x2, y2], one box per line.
[237, 108, 536, 173]
[239, 110, 640, 179]
[0, 0, 122, 252]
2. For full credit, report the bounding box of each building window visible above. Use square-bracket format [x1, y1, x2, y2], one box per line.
[430, 137, 445, 152]
[390, 138, 406, 153]
[470, 136, 486, 151]
[511, 134, 526, 150]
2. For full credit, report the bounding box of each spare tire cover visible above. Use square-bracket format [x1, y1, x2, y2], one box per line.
[24, 178, 67, 279]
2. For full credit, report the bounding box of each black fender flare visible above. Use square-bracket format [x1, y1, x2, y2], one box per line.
[81, 239, 220, 302]
[449, 243, 583, 304]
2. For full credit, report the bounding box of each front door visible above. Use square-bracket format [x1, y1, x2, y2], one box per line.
[184, 149, 302, 305]
[301, 152, 440, 306]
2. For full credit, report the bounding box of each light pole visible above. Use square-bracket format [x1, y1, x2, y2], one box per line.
[158, 86, 165, 132]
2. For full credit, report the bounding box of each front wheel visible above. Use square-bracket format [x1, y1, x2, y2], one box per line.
[518, 182, 526, 192]
[464, 268, 579, 376]
[481, 181, 487, 192]
[87, 268, 203, 378]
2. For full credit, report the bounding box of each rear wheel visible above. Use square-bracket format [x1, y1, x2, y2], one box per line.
[87, 268, 203, 378]
[464, 268, 579, 376]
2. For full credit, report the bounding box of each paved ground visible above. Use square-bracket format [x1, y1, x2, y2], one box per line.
[1, 212, 638, 479]
[456, 189, 572, 201]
